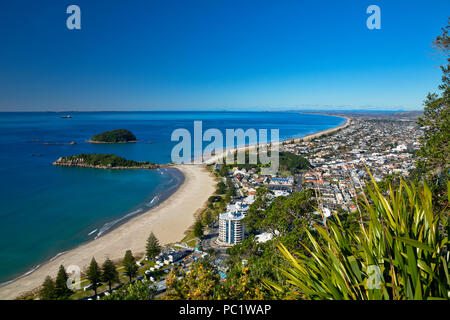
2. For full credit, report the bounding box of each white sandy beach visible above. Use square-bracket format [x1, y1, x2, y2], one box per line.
[0, 115, 350, 300]
[204, 115, 351, 164]
[0, 164, 216, 300]
[289, 115, 351, 142]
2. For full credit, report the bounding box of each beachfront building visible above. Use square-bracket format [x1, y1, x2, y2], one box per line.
[218, 211, 245, 246]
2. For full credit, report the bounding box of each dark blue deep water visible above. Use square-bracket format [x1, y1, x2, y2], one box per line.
[0, 111, 344, 284]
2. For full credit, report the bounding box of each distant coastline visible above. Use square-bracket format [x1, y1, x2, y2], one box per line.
[290, 113, 350, 142]
[203, 113, 351, 164]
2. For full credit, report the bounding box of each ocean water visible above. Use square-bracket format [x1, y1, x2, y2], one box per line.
[0, 111, 344, 284]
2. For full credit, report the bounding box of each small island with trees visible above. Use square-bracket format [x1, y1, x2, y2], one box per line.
[88, 129, 138, 143]
[53, 154, 160, 169]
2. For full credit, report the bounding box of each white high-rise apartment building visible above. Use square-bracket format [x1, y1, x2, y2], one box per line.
[218, 211, 245, 245]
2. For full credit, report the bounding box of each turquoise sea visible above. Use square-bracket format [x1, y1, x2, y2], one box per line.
[0, 111, 344, 284]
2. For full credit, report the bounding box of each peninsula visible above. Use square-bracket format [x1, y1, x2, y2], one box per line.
[87, 129, 138, 143]
[53, 154, 160, 169]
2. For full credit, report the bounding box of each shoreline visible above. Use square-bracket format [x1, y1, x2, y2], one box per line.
[0, 164, 216, 300]
[288, 114, 351, 142]
[0, 113, 350, 299]
[52, 163, 161, 169]
[203, 114, 351, 164]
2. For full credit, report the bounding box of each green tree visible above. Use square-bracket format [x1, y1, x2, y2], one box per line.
[146, 232, 161, 260]
[39, 276, 56, 300]
[244, 187, 273, 233]
[202, 209, 215, 227]
[259, 189, 316, 235]
[226, 176, 236, 197]
[216, 181, 227, 194]
[416, 19, 449, 210]
[123, 250, 138, 283]
[218, 265, 266, 300]
[208, 195, 221, 203]
[279, 152, 311, 173]
[87, 257, 102, 298]
[165, 260, 220, 300]
[219, 165, 228, 177]
[103, 280, 156, 300]
[193, 218, 204, 238]
[54, 265, 72, 299]
[102, 258, 119, 292]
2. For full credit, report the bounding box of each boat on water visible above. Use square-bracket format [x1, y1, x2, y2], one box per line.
[60, 115, 72, 118]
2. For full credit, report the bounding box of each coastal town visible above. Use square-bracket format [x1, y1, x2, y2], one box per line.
[280, 118, 422, 214]
[86, 115, 424, 300]
[205, 116, 423, 244]
[3, 112, 427, 301]
[141, 115, 424, 299]
[1, 1, 447, 306]
[14, 114, 426, 301]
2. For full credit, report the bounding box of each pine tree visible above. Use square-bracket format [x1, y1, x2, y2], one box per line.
[102, 258, 119, 292]
[193, 217, 204, 238]
[87, 257, 102, 298]
[54, 265, 72, 299]
[145, 232, 161, 260]
[123, 250, 138, 283]
[39, 276, 56, 300]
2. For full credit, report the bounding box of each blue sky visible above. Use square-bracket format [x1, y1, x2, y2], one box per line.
[0, 0, 448, 111]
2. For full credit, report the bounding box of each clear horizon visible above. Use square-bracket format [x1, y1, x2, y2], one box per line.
[1, 0, 448, 111]
[0, 108, 422, 112]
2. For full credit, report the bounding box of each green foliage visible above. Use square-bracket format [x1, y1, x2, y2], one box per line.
[226, 176, 236, 197]
[416, 19, 449, 210]
[101, 258, 119, 292]
[219, 165, 228, 177]
[220, 188, 320, 299]
[91, 129, 137, 143]
[216, 181, 227, 194]
[208, 195, 222, 203]
[335, 207, 363, 234]
[202, 209, 215, 227]
[218, 265, 266, 299]
[193, 218, 204, 238]
[279, 152, 311, 173]
[165, 260, 220, 300]
[263, 189, 316, 234]
[87, 257, 102, 297]
[122, 250, 138, 283]
[245, 188, 317, 236]
[39, 276, 56, 300]
[265, 176, 449, 300]
[103, 280, 156, 300]
[223, 237, 288, 299]
[54, 265, 72, 299]
[376, 173, 402, 194]
[146, 232, 161, 260]
[223, 150, 309, 174]
[61, 153, 154, 167]
[244, 187, 273, 233]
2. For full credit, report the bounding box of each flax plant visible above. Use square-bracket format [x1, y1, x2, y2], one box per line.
[265, 175, 449, 300]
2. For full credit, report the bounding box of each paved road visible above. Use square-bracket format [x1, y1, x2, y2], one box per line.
[201, 222, 229, 257]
